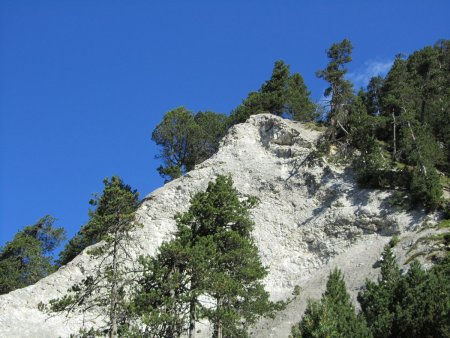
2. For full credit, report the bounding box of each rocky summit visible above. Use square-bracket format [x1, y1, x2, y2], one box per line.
[0, 114, 438, 337]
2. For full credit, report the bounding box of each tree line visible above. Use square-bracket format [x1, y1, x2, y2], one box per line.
[152, 39, 450, 211]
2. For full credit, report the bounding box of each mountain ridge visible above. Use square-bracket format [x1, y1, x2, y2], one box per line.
[0, 114, 436, 337]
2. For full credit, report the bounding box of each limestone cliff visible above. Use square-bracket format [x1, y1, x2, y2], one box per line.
[0, 114, 437, 337]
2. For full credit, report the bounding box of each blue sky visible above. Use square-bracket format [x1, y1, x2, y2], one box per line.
[1, 1, 449, 248]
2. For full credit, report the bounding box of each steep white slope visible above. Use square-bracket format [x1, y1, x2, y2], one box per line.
[0, 114, 431, 337]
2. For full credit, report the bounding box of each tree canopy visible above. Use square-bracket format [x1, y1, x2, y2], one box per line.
[229, 60, 316, 125]
[129, 175, 282, 338]
[58, 176, 140, 266]
[0, 215, 65, 295]
[358, 246, 450, 338]
[290, 268, 371, 338]
[48, 176, 141, 338]
[152, 107, 228, 182]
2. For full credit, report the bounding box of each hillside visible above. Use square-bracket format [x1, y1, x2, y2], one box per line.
[0, 114, 439, 337]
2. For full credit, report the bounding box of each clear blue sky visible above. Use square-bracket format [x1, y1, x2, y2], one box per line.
[1, 1, 449, 248]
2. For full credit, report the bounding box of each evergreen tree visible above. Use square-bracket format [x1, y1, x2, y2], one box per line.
[286, 73, 317, 122]
[349, 93, 389, 187]
[230, 60, 315, 125]
[260, 60, 291, 116]
[316, 39, 354, 141]
[0, 216, 65, 294]
[359, 246, 450, 338]
[47, 176, 141, 338]
[130, 176, 281, 338]
[364, 76, 384, 116]
[58, 176, 140, 266]
[152, 107, 197, 182]
[290, 268, 371, 338]
[152, 107, 228, 182]
[191, 111, 228, 165]
[358, 246, 400, 338]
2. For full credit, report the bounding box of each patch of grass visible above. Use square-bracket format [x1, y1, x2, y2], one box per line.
[440, 175, 450, 188]
[304, 121, 327, 132]
[407, 231, 450, 254]
[389, 235, 400, 248]
[405, 251, 426, 264]
[425, 232, 450, 243]
[437, 219, 450, 229]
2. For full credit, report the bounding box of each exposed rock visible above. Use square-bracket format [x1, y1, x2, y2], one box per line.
[0, 114, 436, 337]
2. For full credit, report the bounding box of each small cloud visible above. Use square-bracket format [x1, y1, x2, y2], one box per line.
[347, 59, 393, 88]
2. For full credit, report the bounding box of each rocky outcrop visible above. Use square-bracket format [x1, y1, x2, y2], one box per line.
[0, 114, 435, 337]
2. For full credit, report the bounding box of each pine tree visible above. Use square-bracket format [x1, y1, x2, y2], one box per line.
[358, 246, 401, 338]
[316, 39, 354, 141]
[229, 60, 315, 125]
[286, 73, 317, 122]
[131, 176, 281, 338]
[47, 176, 141, 338]
[291, 268, 371, 338]
[152, 107, 228, 182]
[359, 247, 450, 338]
[151, 107, 197, 182]
[190, 111, 228, 165]
[58, 176, 140, 266]
[0, 216, 65, 295]
[348, 92, 389, 187]
[260, 60, 291, 116]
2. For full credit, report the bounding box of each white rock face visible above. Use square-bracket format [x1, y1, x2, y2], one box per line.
[0, 114, 432, 337]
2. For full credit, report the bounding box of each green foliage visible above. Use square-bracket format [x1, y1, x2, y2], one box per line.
[192, 111, 228, 164]
[130, 175, 282, 337]
[320, 39, 450, 209]
[230, 60, 315, 125]
[359, 246, 450, 338]
[358, 246, 401, 338]
[316, 39, 355, 141]
[151, 107, 197, 181]
[47, 177, 141, 338]
[363, 76, 384, 116]
[286, 73, 317, 121]
[0, 215, 65, 295]
[388, 235, 400, 248]
[290, 268, 371, 338]
[58, 176, 140, 266]
[348, 94, 390, 186]
[409, 163, 443, 209]
[437, 219, 450, 229]
[152, 107, 228, 182]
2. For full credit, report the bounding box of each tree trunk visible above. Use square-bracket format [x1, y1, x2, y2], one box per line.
[109, 233, 119, 338]
[392, 111, 397, 160]
[167, 265, 178, 338]
[215, 297, 223, 338]
[188, 297, 196, 338]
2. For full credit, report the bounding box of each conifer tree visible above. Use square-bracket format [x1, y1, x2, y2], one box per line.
[58, 176, 140, 266]
[359, 247, 450, 338]
[358, 246, 401, 338]
[290, 268, 371, 338]
[47, 176, 140, 338]
[230, 60, 315, 125]
[152, 107, 197, 182]
[286, 73, 317, 122]
[152, 107, 228, 182]
[260, 60, 291, 116]
[0, 216, 65, 295]
[130, 176, 281, 338]
[316, 39, 354, 141]
[364, 76, 384, 116]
